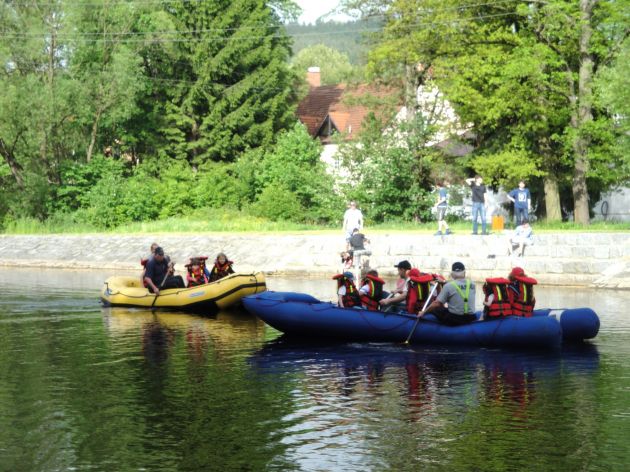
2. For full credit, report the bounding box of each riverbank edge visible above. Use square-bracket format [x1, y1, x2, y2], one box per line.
[0, 233, 628, 290]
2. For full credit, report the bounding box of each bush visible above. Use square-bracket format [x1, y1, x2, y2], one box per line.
[251, 184, 303, 221]
[194, 163, 247, 209]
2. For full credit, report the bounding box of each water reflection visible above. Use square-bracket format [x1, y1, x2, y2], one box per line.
[1, 267, 629, 471]
[251, 339, 602, 470]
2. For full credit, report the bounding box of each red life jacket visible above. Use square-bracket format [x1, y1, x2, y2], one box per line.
[210, 259, 234, 282]
[482, 278, 513, 317]
[510, 275, 537, 317]
[333, 274, 361, 308]
[406, 273, 435, 314]
[359, 274, 385, 311]
[185, 256, 210, 286]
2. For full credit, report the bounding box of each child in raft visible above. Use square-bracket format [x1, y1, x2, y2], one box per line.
[209, 252, 235, 282]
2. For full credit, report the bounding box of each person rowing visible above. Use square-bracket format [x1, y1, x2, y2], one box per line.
[144, 246, 185, 295]
[417, 262, 477, 326]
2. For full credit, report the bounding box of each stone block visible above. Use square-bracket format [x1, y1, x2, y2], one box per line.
[545, 260, 564, 274]
[593, 246, 610, 259]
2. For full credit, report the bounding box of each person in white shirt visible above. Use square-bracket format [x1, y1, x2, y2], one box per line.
[343, 201, 364, 243]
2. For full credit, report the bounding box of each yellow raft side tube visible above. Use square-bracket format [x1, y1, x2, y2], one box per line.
[101, 272, 266, 313]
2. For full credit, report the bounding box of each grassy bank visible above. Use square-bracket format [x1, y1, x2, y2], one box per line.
[2, 209, 628, 235]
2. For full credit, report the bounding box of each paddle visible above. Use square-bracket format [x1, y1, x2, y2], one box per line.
[404, 283, 438, 344]
[150, 262, 173, 310]
[381, 292, 398, 314]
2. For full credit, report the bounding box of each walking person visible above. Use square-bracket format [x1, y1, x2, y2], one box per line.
[343, 201, 364, 245]
[434, 181, 452, 236]
[507, 180, 532, 226]
[465, 175, 488, 235]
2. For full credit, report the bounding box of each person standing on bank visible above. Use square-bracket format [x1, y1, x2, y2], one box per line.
[144, 247, 185, 294]
[507, 180, 531, 226]
[465, 175, 489, 235]
[343, 201, 364, 245]
[417, 262, 477, 326]
[434, 181, 452, 236]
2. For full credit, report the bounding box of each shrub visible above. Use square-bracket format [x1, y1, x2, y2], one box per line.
[251, 183, 303, 221]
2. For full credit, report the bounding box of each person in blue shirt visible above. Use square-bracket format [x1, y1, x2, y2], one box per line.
[434, 181, 452, 236]
[508, 180, 531, 226]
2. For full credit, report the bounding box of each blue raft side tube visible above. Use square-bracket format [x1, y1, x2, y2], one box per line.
[532, 308, 600, 342]
[243, 292, 562, 349]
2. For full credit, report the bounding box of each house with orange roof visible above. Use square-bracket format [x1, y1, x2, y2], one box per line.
[296, 67, 473, 175]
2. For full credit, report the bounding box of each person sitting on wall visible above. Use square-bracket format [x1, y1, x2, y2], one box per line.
[340, 251, 354, 271]
[508, 219, 534, 257]
[417, 262, 477, 326]
[144, 247, 185, 294]
[209, 252, 235, 282]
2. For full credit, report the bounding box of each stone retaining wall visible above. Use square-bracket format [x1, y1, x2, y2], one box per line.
[0, 232, 628, 289]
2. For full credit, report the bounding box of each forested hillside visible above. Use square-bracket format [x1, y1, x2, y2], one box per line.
[286, 19, 380, 65]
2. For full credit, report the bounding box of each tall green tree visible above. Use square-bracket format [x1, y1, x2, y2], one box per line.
[157, 0, 298, 166]
[67, 1, 146, 163]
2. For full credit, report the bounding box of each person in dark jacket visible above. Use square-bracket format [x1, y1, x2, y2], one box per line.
[144, 247, 185, 294]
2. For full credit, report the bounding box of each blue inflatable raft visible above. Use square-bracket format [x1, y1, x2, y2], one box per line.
[244, 292, 561, 349]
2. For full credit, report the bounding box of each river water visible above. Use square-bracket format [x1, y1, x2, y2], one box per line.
[1, 268, 629, 471]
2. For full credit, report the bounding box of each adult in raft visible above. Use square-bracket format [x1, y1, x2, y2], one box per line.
[379, 260, 412, 310]
[144, 247, 185, 294]
[208, 252, 235, 282]
[417, 262, 477, 326]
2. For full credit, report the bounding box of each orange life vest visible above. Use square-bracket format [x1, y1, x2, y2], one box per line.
[210, 259, 234, 282]
[483, 277, 513, 317]
[510, 275, 537, 317]
[333, 273, 361, 308]
[359, 274, 385, 311]
[406, 272, 435, 314]
[185, 256, 209, 286]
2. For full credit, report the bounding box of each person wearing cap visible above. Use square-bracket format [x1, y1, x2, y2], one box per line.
[418, 262, 477, 326]
[336, 271, 361, 308]
[507, 266, 525, 298]
[144, 246, 185, 294]
[379, 260, 412, 309]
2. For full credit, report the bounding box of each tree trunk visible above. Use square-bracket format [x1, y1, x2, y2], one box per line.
[86, 108, 103, 163]
[0, 137, 24, 189]
[544, 175, 562, 222]
[571, 0, 596, 225]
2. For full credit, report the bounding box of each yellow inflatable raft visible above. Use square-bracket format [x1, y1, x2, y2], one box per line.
[101, 272, 266, 314]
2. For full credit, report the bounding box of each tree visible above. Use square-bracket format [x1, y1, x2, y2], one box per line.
[292, 44, 362, 85]
[595, 37, 630, 181]
[155, 0, 298, 166]
[253, 122, 341, 222]
[67, 1, 146, 163]
[336, 113, 442, 222]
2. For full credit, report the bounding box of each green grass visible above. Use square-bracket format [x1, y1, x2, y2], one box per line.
[2, 209, 628, 235]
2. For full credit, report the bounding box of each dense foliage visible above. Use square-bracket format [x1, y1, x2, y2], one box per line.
[1, 1, 628, 231]
[341, 0, 630, 224]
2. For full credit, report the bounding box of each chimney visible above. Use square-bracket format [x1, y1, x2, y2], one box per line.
[306, 66, 321, 88]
